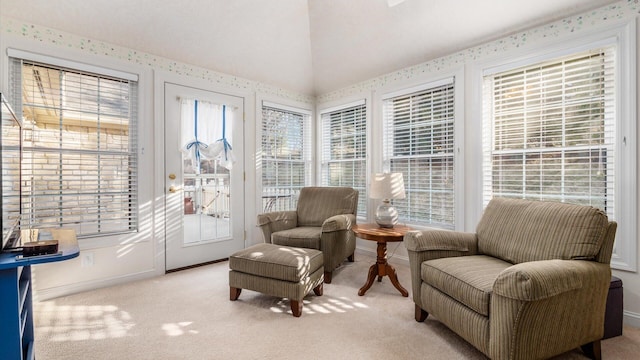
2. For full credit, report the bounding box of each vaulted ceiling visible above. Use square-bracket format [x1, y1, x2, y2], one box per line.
[1, 0, 619, 96]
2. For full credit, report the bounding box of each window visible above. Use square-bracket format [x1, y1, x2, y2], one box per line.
[261, 102, 311, 211]
[483, 49, 615, 214]
[382, 79, 456, 229]
[9, 55, 138, 237]
[320, 101, 367, 218]
[481, 28, 638, 272]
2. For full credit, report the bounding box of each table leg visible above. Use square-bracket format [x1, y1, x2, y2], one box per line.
[358, 263, 378, 296]
[358, 241, 408, 297]
[386, 263, 408, 297]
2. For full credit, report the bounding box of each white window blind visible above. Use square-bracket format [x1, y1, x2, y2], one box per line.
[383, 79, 455, 229]
[261, 103, 311, 211]
[320, 101, 367, 218]
[9, 57, 139, 237]
[482, 48, 615, 218]
[1, 95, 22, 240]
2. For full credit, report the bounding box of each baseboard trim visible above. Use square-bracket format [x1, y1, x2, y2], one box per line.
[624, 310, 640, 328]
[166, 258, 228, 273]
[33, 268, 158, 301]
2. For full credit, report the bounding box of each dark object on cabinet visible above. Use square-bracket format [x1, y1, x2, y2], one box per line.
[22, 240, 59, 257]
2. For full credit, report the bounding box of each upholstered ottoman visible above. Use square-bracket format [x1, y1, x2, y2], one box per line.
[229, 243, 324, 317]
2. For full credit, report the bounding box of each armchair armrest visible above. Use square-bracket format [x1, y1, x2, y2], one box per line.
[490, 260, 611, 359]
[318, 214, 357, 273]
[493, 259, 608, 301]
[256, 211, 297, 243]
[322, 214, 356, 232]
[404, 230, 478, 307]
[404, 230, 477, 253]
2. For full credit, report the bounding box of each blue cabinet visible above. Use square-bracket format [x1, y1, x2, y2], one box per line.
[0, 266, 34, 359]
[0, 234, 79, 360]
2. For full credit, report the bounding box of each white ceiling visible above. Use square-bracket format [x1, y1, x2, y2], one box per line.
[1, 0, 619, 96]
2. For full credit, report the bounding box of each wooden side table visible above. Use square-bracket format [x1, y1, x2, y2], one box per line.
[351, 223, 410, 297]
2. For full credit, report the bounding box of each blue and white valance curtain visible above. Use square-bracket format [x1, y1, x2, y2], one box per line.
[180, 98, 235, 171]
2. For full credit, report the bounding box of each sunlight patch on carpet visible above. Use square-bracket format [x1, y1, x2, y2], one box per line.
[36, 302, 135, 341]
[265, 296, 369, 315]
[161, 322, 198, 336]
[269, 305, 285, 313]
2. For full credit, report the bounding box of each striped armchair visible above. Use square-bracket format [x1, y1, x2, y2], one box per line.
[257, 187, 358, 283]
[404, 197, 617, 360]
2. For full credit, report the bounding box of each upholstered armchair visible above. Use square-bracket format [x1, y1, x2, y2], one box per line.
[257, 187, 358, 283]
[404, 197, 617, 360]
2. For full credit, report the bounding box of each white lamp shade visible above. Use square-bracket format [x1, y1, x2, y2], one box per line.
[370, 173, 406, 200]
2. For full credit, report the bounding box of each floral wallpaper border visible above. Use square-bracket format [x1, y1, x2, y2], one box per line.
[0, 17, 314, 104]
[318, 0, 640, 103]
[2, 1, 639, 105]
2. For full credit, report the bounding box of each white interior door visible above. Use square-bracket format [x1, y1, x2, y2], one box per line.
[164, 82, 244, 271]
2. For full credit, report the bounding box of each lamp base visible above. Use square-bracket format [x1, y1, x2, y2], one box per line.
[375, 200, 398, 228]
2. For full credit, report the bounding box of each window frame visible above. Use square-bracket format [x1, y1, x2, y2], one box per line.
[480, 22, 637, 271]
[319, 99, 368, 219]
[379, 72, 464, 230]
[483, 48, 616, 208]
[259, 100, 312, 212]
[8, 51, 140, 239]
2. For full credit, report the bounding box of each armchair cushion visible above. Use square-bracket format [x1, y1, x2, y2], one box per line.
[476, 197, 609, 264]
[423, 255, 511, 316]
[271, 227, 321, 250]
[296, 187, 359, 226]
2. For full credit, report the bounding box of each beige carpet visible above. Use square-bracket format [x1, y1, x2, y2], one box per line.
[34, 252, 640, 359]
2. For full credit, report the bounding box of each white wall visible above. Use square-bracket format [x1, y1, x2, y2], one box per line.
[317, 0, 640, 327]
[0, 16, 313, 300]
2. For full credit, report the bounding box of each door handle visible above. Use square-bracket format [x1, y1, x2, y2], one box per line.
[168, 173, 179, 193]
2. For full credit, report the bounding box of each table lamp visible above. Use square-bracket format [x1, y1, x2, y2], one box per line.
[370, 172, 406, 228]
